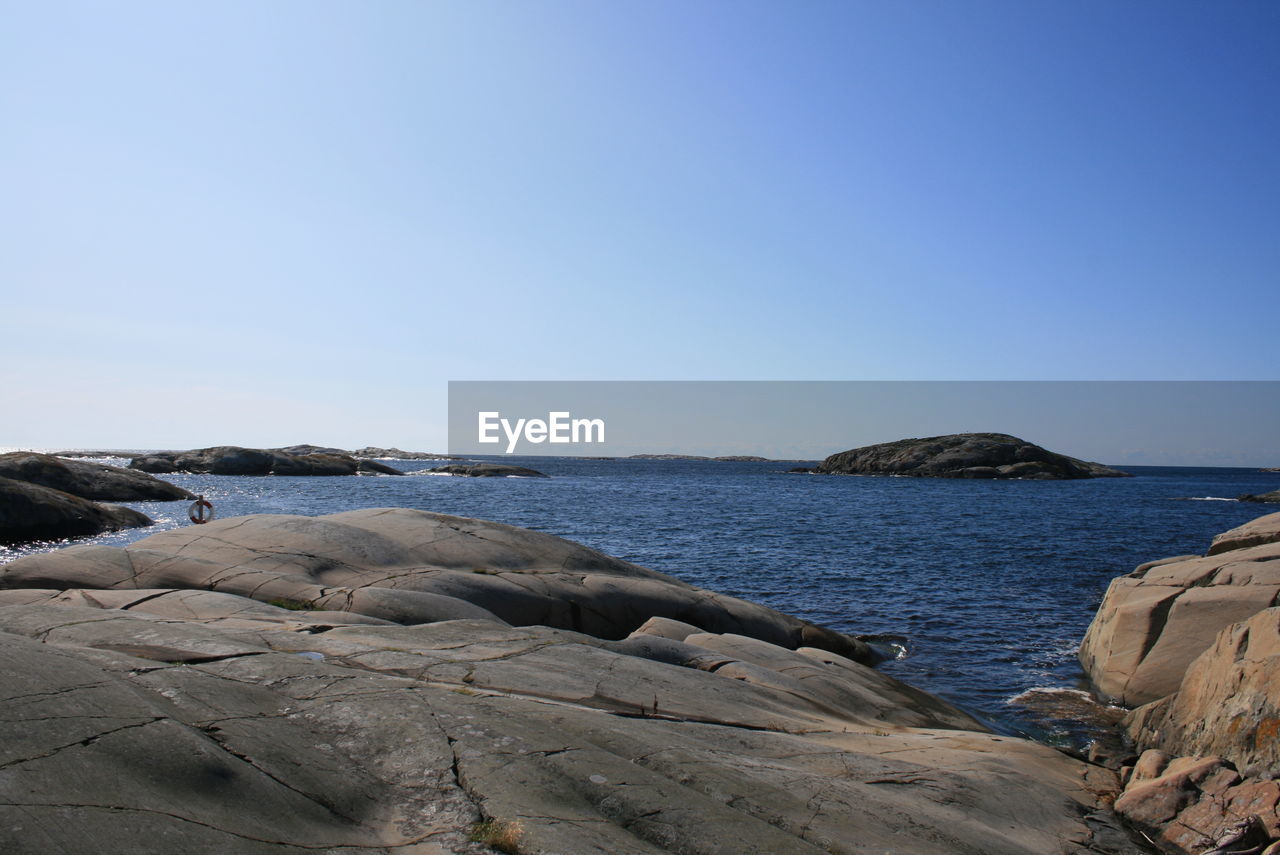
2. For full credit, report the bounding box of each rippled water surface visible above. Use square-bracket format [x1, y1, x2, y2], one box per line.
[4, 456, 1276, 744]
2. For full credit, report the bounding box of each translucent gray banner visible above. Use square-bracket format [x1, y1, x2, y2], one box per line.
[447, 381, 1280, 466]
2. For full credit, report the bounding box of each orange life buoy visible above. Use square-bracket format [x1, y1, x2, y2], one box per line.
[188, 497, 215, 525]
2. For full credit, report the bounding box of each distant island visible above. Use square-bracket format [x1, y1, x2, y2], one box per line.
[797, 433, 1130, 480]
[55, 444, 459, 461]
[628, 454, 771, 462]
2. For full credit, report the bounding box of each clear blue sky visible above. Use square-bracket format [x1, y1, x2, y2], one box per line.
[3, 1, 1277, 450]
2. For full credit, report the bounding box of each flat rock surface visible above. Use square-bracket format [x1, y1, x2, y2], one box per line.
[0, 477, 152, 545]
[813, 433, 1130, 480]
[0, 451, 193, 501]
[0, 601, 1133, 854]
[0, 509, 1140, 853]
[1079, 513, 1280, 706]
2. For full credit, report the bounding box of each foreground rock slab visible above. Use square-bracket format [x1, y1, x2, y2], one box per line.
[0, 601, 1133, 854]
[0, 509, 1138, 853]
[0, 477, 152, 545]
[813, 433, 1130, 480]
[0, 452, 194, 501]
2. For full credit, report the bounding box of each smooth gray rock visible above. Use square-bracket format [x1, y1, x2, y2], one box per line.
[0, 477, 152, 545]
[0, 600, 1135, 854]
[814, 433, 1131, 480]
[0, 452, 193, 501]
[0, 509, 871, 662]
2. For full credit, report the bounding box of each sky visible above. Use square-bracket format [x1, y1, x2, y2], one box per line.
[2, 1, 1277, 454]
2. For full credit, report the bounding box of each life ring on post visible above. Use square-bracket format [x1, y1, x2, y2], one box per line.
[188, 495, 215, 525]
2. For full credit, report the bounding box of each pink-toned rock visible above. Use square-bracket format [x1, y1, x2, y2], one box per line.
[1127, 607, 1280, 776]
[1080, 513, 1280, 706]
[1132, 749, 1170, 784]
[1210, 512, 1280, 556]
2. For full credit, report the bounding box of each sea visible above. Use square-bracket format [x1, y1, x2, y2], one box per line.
[3, 452, 1276, 751]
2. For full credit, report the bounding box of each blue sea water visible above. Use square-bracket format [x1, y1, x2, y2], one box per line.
[3, 456, 1276, 746]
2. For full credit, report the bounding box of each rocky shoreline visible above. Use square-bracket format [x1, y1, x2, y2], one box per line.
[1080, 512, 1280, 854]
[0, 507, 1140, 854]
[4, 449, 1280, 852]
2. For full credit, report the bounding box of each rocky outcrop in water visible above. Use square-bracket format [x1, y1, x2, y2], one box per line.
[1083, 513, 1280, 854]
[129, 446, 403, 476]
[1239, 490, 1280, 504]
[0, 477, 152, 545]
[0, 452, 193, 501]
[629, 454, 771, 461]
[420, 463, 549, 478]
[814, 433, 1131, 480]
[0, 509, 1135, 854]
[1080, 512, 1280, 707]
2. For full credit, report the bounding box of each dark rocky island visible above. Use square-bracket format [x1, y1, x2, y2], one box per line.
[0, 453, 196, 545]
[0, 452, 194, 502]
[811, 433, 1131, 480]
[0, 508, 1134, 853]
[129, 446, 403, 476]
[0, 477, 152, 544]
[420, 463, 549, 478]
[629, 453, 771, 461]
[1239, 490, 1280, 504]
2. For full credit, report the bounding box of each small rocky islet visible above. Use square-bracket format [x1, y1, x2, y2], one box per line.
[799, 432, 1132, 480]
